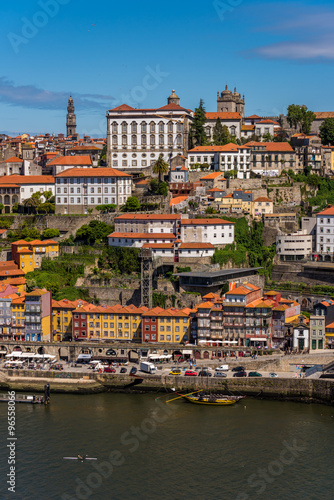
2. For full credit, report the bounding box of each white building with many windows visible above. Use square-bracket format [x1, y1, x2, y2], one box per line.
[106, 91, 194, 171]
[55, 167, 132, 214]
[108, 214, 234, 248]
[316, 206, 334, 258]
[188, 143, 251, 179]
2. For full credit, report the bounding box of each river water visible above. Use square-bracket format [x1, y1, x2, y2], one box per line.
[0, 392, 333, 500]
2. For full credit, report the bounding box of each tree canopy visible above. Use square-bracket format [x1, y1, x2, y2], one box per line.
[212, 119, 236, 145]
[287, 104, 316, 134]
[319, 118, 334, 146]
[190, 99, 207, 147]
[75, 220, 114, 245]
[152, 154, 169, 182]
[122, 196, 141, 212]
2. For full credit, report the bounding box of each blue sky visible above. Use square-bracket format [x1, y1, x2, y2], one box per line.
[1, 0, 334, 136]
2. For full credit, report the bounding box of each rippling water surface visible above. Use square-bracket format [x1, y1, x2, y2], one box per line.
[0, 392, 333, 500]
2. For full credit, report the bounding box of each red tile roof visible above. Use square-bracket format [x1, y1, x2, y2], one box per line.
[0, 175, 54, 184]
[48, 155, 92, 166]
[189, 143, 245, 153]
[115, 214, 180, 221]
[108, 232, 176, 240]
[206, 112, 241, 120]
[315, 112, 334, 119]
[181, 218, 233, 225]
[56, 167, 130, 178]
[200, 172, 226, 180]
[109, 104, 135, 111]
[244, 141, 294, 152]
[4, 156, 22, 163]
[170, 196, 188, 206]
[254, 197, 273, 202]
[179, 243, 214, 249]
[142, 243, 174, 249]
[317, 206, 334, 216]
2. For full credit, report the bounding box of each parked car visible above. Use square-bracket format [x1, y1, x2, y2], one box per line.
[232, 366, 246, 372]
[233, 371, 246, 377]
[270, 372, 278, 378]
[248, 371, 262, 377]
[130, 367, 137, 375]
[198, 371, 212, 377]
[184, 370, 197, 377]
[104, 367, 116, 373]
[169, 369, 182, 375]
[214, 372, 227, 378]
[120, 367, 127, 373]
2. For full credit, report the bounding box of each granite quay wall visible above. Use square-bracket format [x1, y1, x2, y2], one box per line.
[1, 372, 333, 404]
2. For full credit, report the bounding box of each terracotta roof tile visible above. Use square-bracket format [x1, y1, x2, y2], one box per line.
[48, 155, 92, 166]
[56, 167, 130, 178]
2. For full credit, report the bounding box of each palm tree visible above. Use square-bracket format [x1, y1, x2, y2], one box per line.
[152, 154, 169, 183]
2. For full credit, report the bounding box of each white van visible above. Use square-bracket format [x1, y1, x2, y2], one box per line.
[215, 364, 229, 372]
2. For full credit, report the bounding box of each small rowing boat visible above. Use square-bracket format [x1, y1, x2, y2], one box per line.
[63, 457, 97, 461]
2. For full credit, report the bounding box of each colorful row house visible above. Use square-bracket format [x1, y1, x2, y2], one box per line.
[11, 239, 59, 273]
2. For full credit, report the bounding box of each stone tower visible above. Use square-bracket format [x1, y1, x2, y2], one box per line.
[217, 86, 245, 118]
[66, 96, 77, 137]
[168, 89, 180, 106]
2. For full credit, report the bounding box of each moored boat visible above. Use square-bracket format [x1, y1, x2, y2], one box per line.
[166, 391, 245, 405]
[183, 393, 245, 405]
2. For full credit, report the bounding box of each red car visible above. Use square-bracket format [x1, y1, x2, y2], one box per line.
[104, 367, 116, 373]
[184, 370, 197, 377]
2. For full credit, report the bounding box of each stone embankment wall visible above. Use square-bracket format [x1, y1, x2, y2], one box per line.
[1, 371, 333, 405]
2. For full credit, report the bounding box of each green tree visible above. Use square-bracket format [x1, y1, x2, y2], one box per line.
[122, 196, 141, 212]
[11, 203, 19, 213]
[152, 154, 169, 182]
[213, 121, 236, 146]
[158, 182, 168, 196]
[149, 178, 159, 194]
[95, 204, 117, 213]
[98, 144, 107, 165]
[0, 203, 4, 214]
[190, 99, 207, 147]
[319, 118, 334, 146]
[42, 228, 60, 239]
[75, 220, 113, 245]
[262, 132, 274, 142]
[287, 104, 316, 134]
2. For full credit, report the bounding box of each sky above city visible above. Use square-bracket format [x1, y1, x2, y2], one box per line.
[0, 0, 332, 136]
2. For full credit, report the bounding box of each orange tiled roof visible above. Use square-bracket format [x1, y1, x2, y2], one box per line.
[115, 214, 180, 220]
[200, 172, 226, 180]
[48, 155, 92, 166]
[180, 218, 233, 225]
[55, 167, 130, 178]
[170, 196, 188, 206]
[225, 283, 260, 296]
[254, 197, 273, 202]
[0, 175, 54, 184]
[244, 141, 294, 152]
[179, 243, 214, 249]
[142, 243, 174, 249]
[108, 232, 176, 240]
[4, 156, 22, 163]
[206, 112, 241, 120]
[317, 205, 334, 216]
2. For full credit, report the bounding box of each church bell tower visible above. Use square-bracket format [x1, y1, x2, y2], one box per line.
[66, 96, 77, 137]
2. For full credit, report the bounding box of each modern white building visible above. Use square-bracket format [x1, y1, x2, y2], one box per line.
[106, 91, 194, 171]
[55, 167, 132, 214]
[316, 206, 334, 258]
[276, 230, 313, 261]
